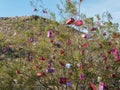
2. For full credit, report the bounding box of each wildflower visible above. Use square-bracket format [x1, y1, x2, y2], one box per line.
[47, 30, 52, 38]
[37, 72, 46, 77]
[81, 34, 87, 38]
[33, 65, 40, 69]
[46, 68, 54, 73]
[29, 37, 34, 42]
[99, 82, 104, 90]
[66, 18, 75, 25]
[60, 50, 65, 54]
[66, 82, 72, 87]
[110, 73, 116, 78]
[89, 82, 96, 90]
[81, 44, 87, 48]
[90, 27, 97, 31]
[39, 57, 45, 61]
[13, 79, 17, 84]
[111, 48, 118, 56]
[65, 63, 71, 69]
[59, 77, 67, 84]
[74, 20, 83, 26]
[113, 55, 120, 61]
[111, 48, 120, 61]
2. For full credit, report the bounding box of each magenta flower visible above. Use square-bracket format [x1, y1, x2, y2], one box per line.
[29, 37, 34, 42]
[47, 30, 52, 38]
[113, 55, 120, 61]
[99, 82, 104, 90]
[79, 74, 84, 80]
[112, 48, 118, 56]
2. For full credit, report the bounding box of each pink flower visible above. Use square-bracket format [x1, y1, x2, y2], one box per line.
[79, 74, 84, 80]
[47, 30, 52, 38]
[81, 34, 87, 38]
[111, 48, 120, 61]
[74, 20, 83, 26]
[99, 82, 104, 90]
[29, 37, 34, 42]
[112, 48, 118, 56]
[114, 55, 120, 61]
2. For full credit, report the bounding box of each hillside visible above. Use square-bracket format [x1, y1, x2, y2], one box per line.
[0, 16, 120, 90]
[0, 15, 82, 60]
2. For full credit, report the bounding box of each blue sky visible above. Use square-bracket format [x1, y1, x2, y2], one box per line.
[0, 0, 120, 25]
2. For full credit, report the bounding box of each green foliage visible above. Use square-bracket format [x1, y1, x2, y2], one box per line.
[0, 0, 120, 90]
